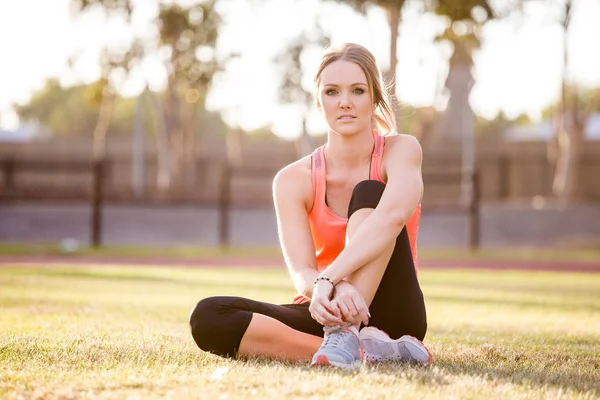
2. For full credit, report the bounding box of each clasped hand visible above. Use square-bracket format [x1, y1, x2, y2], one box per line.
[309, 280, 370, 327]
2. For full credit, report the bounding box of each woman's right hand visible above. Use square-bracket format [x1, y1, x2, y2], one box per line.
[309, 280, 343, 326]
[330, 281, 370, 326]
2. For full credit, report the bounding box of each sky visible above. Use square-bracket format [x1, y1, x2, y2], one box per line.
[0, 0, 599, 139]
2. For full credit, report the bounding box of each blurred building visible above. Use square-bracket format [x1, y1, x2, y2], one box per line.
[503, 112, 600, 142]
[0, 124, 44, 143]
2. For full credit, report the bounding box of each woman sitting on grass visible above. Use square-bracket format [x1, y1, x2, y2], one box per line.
[189, 42, 430, 369]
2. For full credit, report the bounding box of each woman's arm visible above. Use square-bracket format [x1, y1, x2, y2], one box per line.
[318, 134, 424, 284]
[272, 160, 320, 299]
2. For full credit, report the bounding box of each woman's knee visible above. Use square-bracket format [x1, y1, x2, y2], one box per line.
[189, 296, 253, 358]
[189, 297, 229, 352]
[348, 180, 386, 218]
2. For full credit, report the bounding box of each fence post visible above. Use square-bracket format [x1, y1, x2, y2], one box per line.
[499, 153, 509, 199]
[218, 162, 231, 249]
[91, 158, 105, 248]
[3, 158, 15, 197]
[468, 169, 480, 251]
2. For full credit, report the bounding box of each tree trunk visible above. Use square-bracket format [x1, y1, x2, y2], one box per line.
[552, 124, 582, 201]
[171, 92, 184, 186]
[150, 90, 171, 192]
[225, 129, 243, 165]
[552, 93, 586, 202]
[132, 88, 147, 199]
[92, 85, 115, 162]
[551, 0, 583, 202]
[183, 101, 199, 187]
[163, 77, 186, 192]
[386, 5, 401, 97]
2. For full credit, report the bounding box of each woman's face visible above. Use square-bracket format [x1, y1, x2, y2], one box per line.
[317, 60, 373, 137]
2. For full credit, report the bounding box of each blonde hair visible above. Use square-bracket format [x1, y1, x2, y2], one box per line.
[314, 43, 396, 136]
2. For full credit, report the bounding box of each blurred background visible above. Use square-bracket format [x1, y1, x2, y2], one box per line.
[0, 0, 599, 252]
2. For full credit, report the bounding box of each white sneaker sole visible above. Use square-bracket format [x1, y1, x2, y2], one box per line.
[359, 327, 431, 365]
[311, 354, 363, 370]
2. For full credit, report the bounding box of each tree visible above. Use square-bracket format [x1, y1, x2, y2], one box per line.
[273, 27, 330, 157]
[428, 0, 494, 147]
[157, 1, 225, 190]
[325, 1, 494, 123]
[431, 0, 494, 62]
[70, 0, 141, 162]
[69, 1, 228, 192]
[474, 111, 524, 140]
[428, 0, 494, 204]
[325, 0, 406, 98]
[549, 0, 599, 202]
[542, 87, 600, 121]
[14, 79, 140, 137]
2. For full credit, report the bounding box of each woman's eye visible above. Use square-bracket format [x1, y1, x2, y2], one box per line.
[325, 89, 337, 95]
[353, 88, 364, 94]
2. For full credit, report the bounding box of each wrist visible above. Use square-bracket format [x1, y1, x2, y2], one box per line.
[313, 275, 335, 287]
[313, 275, 336, 300]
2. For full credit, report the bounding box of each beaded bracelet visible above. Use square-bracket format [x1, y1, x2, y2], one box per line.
[313, 276, 335, 287]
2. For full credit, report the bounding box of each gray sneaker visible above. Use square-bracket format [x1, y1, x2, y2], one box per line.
[310, 325, 364, 369]
[359, 326, 431, 365]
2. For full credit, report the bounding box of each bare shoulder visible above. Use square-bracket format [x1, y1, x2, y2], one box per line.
[384, 133, 423, 164]
[382, 134, 424, 201]
[273, 155, 312, 185]
[273, 155, 313, 209]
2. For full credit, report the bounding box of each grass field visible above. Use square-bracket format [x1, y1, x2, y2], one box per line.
[1, 263, 599, 399]
[2, 242, 600, 263]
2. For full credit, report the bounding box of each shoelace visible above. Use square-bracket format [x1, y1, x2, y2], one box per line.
[322, 325, 353, 349]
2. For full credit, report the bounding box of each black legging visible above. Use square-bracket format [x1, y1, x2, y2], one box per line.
[189, 180, 427, 357]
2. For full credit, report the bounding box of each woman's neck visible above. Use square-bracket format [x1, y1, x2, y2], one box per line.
[324, 130, 374, 170]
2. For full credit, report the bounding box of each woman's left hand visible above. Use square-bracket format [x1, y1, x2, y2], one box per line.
[330, 281, 370, 326]
[309, 280, 343, 326]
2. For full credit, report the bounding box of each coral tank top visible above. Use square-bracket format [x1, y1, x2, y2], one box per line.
[292, 134, 421, 304]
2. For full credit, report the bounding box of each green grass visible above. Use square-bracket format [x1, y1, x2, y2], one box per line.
[1, 264, 599, 399]
[2, 242, 600, 263]
[0, 242, 282, 258]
